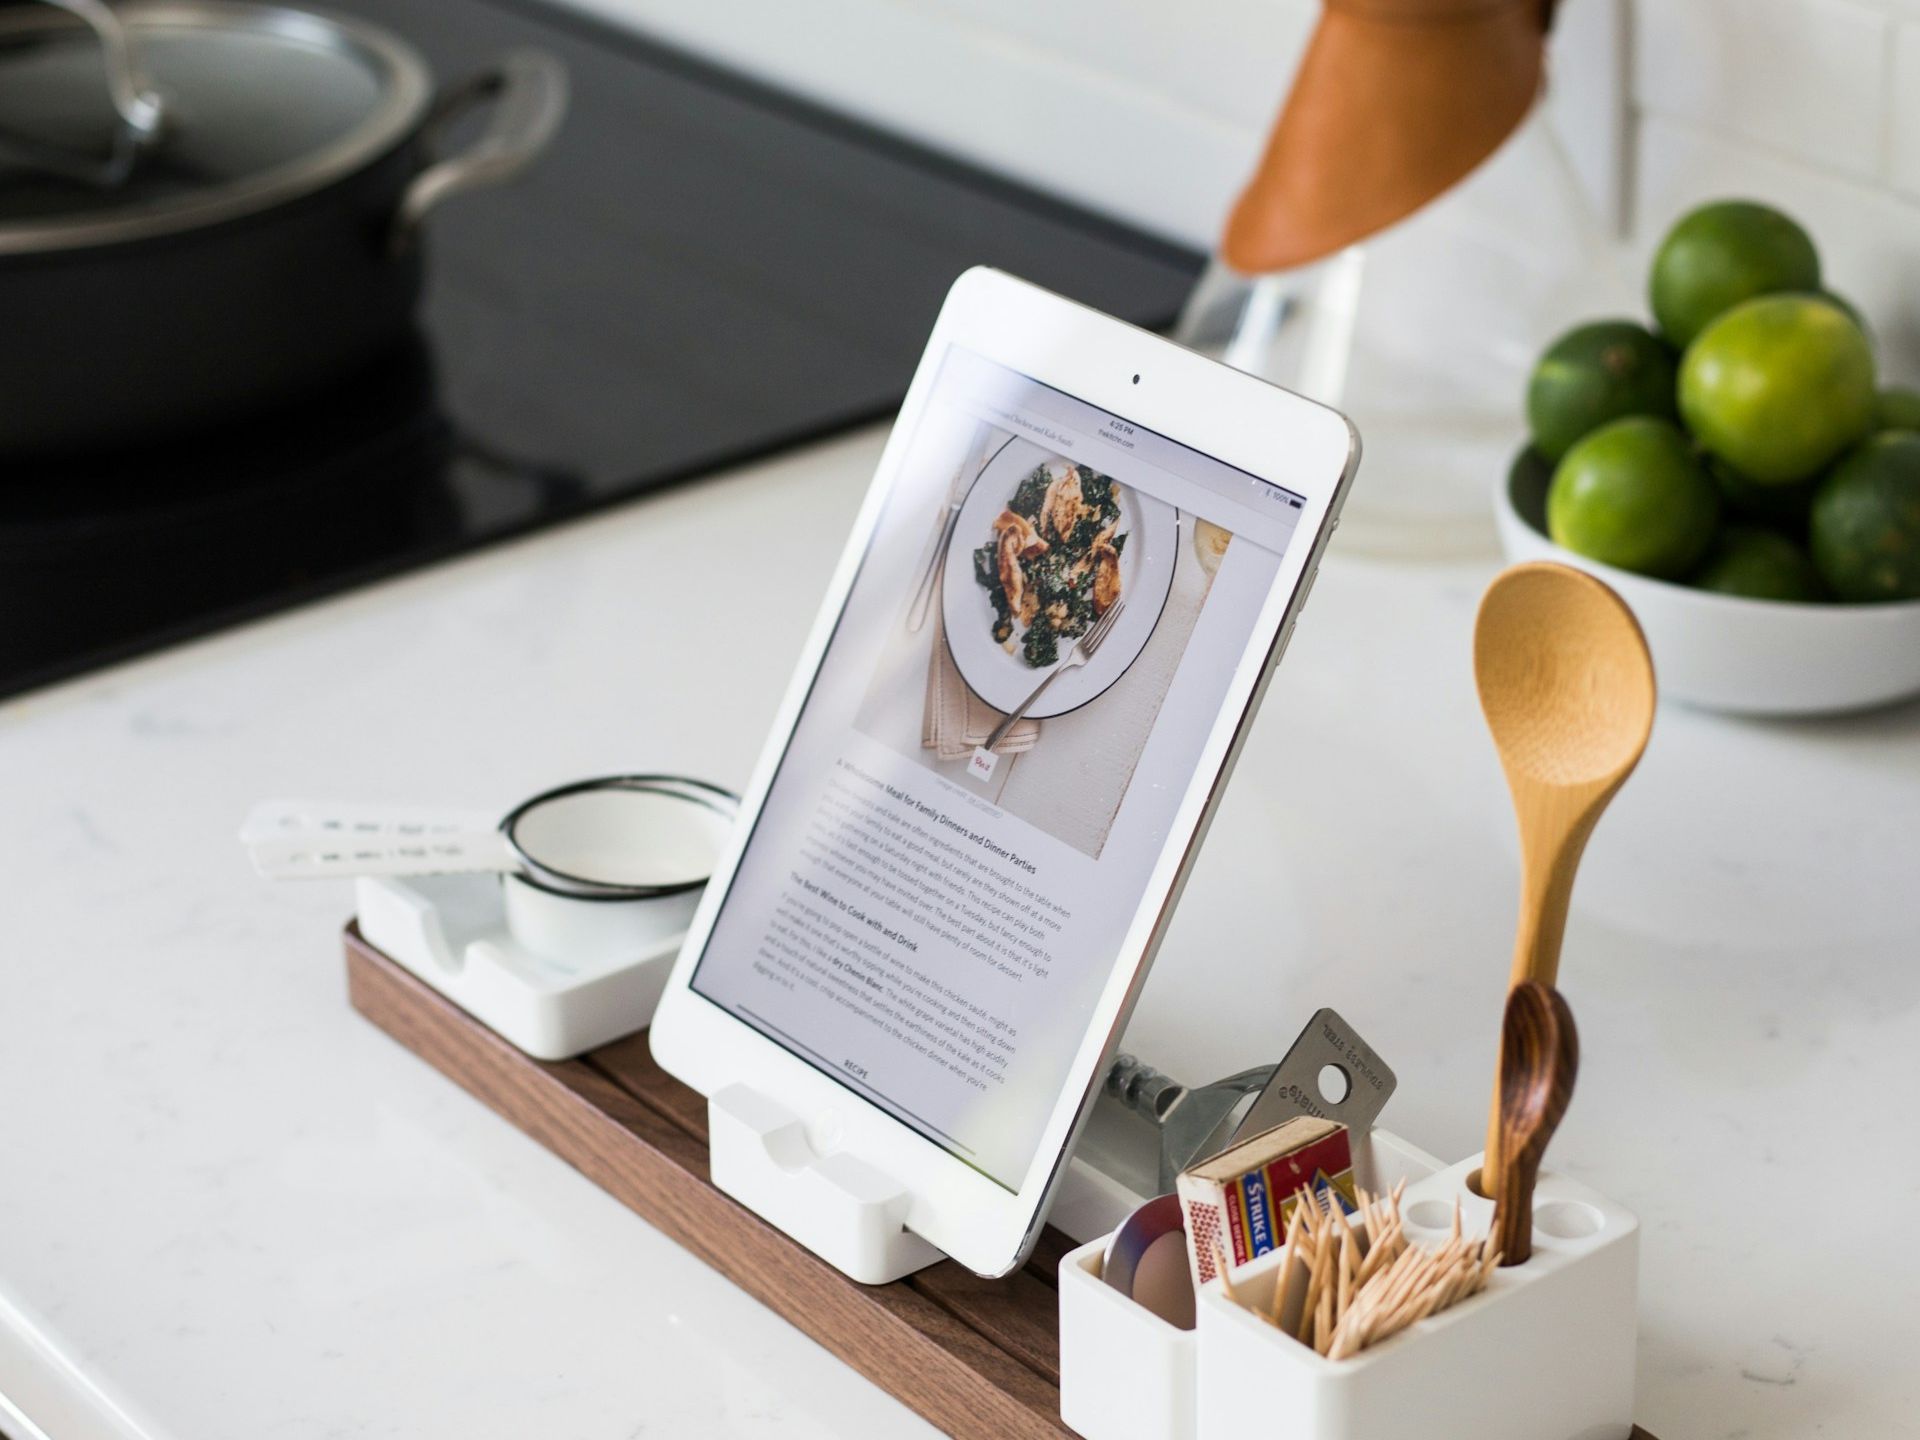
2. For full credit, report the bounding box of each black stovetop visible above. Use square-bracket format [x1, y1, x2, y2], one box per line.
[0, 0, 1200, 700]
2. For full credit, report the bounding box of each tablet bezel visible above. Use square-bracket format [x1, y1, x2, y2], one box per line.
[649, 267, 1360, 1277]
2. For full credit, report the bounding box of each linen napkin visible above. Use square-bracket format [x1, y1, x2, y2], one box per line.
[923, 603, 1040, 761]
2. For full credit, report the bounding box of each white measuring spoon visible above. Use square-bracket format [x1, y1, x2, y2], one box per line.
[242, 799, 512, 879]
[241, 777, 735, 896]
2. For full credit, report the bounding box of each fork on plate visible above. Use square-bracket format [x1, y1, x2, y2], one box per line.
[983, 600, 1127, 753]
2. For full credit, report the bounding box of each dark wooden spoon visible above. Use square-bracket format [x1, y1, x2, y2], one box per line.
[1489, 979, 1579, 1267]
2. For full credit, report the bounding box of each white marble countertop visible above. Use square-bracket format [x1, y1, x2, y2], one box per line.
[2, 425, 1916, 1440]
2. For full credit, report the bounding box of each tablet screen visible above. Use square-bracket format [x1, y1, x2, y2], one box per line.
[691, 346, 1307, 1191]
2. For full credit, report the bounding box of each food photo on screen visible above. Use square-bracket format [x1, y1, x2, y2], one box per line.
[854, 383, 1244, 861]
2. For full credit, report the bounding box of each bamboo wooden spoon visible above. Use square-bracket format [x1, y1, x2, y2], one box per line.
[1475, 562, 1652, 1194]
[1490, 979, 1579, 1266]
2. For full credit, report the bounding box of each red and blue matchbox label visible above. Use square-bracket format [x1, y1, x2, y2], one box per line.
[1180, 1120, 1356, 1284]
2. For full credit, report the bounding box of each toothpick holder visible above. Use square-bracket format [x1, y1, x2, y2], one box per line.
[1058, 1134, 1638, 1440]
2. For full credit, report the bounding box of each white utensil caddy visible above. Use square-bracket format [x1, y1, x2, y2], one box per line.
[1057, 1129, 1638, 1440]
[355, 873, 691, 1060]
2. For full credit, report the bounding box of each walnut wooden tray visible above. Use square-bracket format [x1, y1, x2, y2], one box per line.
[345, 922, 1659, 1440]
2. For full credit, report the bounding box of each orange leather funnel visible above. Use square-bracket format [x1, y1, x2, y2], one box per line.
[1222, 0, 1554, 275]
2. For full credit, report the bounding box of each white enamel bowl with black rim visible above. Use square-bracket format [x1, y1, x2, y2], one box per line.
[1498, 456, 1920, 716]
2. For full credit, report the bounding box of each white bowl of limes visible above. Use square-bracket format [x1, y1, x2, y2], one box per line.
[1498, 454, 1920, 715]
[1496, 198, 1920, 717]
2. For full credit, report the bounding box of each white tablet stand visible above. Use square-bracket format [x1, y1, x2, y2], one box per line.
[704, 1078, 1155, 1283]
[355, 872, 1160, 1284]
[704, 1078, 1156, 1283]
[361, 873, 951, 1280]
[707, 1084, 946, 1283]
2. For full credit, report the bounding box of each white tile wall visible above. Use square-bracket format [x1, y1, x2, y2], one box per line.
[911, 0, 1316, 136]
[561, 0, 1303, 248]
[1633, 0, 1889, 178]
[1629, 0, 1920, 377]
[577, 0, 1920, 371]
[1889, 26, 1920, 198]
[1635, 117, 1920, 374]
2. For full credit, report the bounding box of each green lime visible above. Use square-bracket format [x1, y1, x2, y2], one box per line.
[1710, 457, 1818, 530]
[1877, 386, 1920, 432]
[1809, 432, 1920, 601]
[1650, 200, 1820, 347]
[1509, 443, 1555, 498]
[1818, 289, 1870, 339]
[1690, 525, 1825, 602]
[1548, 416, 1720, 578]
[1526, 320, 1678, 461]
[1678, 295, 1876, 484]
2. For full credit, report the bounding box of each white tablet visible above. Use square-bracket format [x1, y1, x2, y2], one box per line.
[650, 268, 1359, 1277]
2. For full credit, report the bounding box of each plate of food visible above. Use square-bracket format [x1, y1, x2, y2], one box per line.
[941, 438, 1179, 718]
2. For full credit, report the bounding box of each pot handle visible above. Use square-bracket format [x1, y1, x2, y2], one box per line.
[390, 49, 568, 253]
[1, 0, 166, 186]
[36, 0, 165, 144]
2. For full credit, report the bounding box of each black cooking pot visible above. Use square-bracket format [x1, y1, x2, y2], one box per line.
[0, 0, 566, 456]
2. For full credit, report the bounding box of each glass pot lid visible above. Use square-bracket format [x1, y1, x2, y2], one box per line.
[0, 0, 431, 253]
